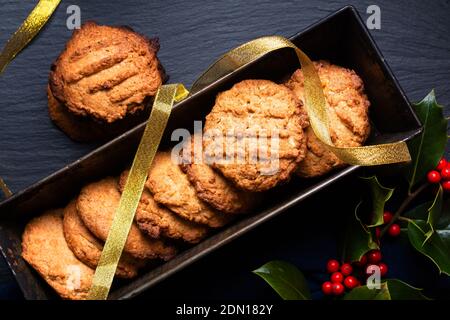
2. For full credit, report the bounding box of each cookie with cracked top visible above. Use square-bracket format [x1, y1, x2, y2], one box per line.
[284, 60, 370, 177]
[63, 199, 143, 278]
[203, 79, 308, 191]
[49, 21, 163, 123]
[77, 177, 177, 260]
[119, 170, 209, 244]
[21, 209, 94, 300]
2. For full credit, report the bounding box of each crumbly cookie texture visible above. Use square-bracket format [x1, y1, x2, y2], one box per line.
[284, 60, 371, 177]
[49, 21, 162, 123]
[77, 177, 177, 260]
[146, 152, 232, 228]
[63, 199, 142, 278]
[47, 85, 150, 142]
[180, 135, 256, 214]
[119, 171, 209, 243]
[203, 79, 308, 191]
[21, 209, 94, 300]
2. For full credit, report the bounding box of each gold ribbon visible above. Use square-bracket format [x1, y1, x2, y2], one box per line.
[191, 36, 411, 165]
[0, 0, 61, 74]
[90, 37, 410, 299]
[0, 0, 61, 198]
[87, 84, 188, 300]
[0, 178, 12, 198]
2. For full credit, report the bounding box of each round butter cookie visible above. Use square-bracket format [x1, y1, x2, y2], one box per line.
[49, 21, 163, 123]
[47, 85, 150, 142]
[77, 177, 177, 260]
[203, 79, 308, 191]
[145, 152, 231, 228]
[21, 209, 93, 300]
[284, 60, 371, 177]
[119, 171, 209, 244]
[180, 135, 255, 214]
[63, 199, 142, 278]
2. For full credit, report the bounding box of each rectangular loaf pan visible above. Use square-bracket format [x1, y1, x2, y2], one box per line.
[0, 6, 422, 300]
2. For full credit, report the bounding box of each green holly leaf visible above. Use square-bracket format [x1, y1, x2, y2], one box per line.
[407, 220, 450, 276]
[437, 197, 450, 229]
[405, 90, 447, 192]
[360, 176, 394, 227]
[404, 201, 432, 220]
[340, 202, 379, 263]
[344, 279, 430, 300]
[404, 187, 445, 244]
[424, 186, 443, 242]
[253, 261, 311, 300]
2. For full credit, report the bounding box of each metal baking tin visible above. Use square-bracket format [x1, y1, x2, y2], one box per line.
[0, 6, 422, 299]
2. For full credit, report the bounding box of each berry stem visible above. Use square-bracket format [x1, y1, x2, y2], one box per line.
[398, 216, 413, 223]
[380, 182, 429, 237]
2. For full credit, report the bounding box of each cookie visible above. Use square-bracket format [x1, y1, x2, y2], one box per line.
[47, 84, 105, 142]
[119, 171, 209, 243]
[49, 21, 163, 123]
[22, 209, 93, 300]
[145, 152, 231, 228]
[284, 60, 371, 177]
[63, 199, 142, 278]
[203, 79, 308, 191]
[47, 85, 150, 142]
[180, 135, 255, 214]
[77, 177, 177, 260]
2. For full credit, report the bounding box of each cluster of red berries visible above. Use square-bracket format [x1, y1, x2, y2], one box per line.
[378, 211, 401, 238]
[322, 249, 388, 296]
[427, 158, 450, 191]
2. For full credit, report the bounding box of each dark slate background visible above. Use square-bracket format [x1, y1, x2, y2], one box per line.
[0, 0, 449, 300]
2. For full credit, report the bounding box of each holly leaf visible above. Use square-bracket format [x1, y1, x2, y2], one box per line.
[437, 197, 450, 229]
[344, 279, 430, 300]
[404, 201, 432, 220]
[360, 176, 394, 227]
[404, 187, 445, 244]
[405, 90, 447, 191]
[253, 261, 311, 300]
[340, 202, 379, 263]
[424, 186, 443, 242]
[407, 220, 450, 276]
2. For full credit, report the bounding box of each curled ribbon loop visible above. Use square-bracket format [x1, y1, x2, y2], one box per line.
[191, 36, 411, 165]
[87, 84, 188, 300]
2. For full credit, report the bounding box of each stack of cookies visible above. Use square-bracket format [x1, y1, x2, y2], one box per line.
[22, 59, 371, 299]
[48, 22, 166, 142]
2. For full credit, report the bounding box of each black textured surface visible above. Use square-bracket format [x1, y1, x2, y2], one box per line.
[0, 0, 449, 299]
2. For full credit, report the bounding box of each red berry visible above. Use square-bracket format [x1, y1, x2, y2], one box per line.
[322, 281, 333, 295]
[441, 167, 450, 180]
[379, 263, 388, 277]
[354, 254, 367, 267]
[427, 170, 441, 183]
[383, 211, 393, 224]
[332, 283, 345, 296]
[331, 272, 344, 283]
[367, 250, 382, 264]
[340, 263, 353, 276]
[437, 158, 448, 171]
[388, 224, 401, 237]
[344, 276, 359, 289]
[326, 259, 340, 273]
[442, 180, 450, 192]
